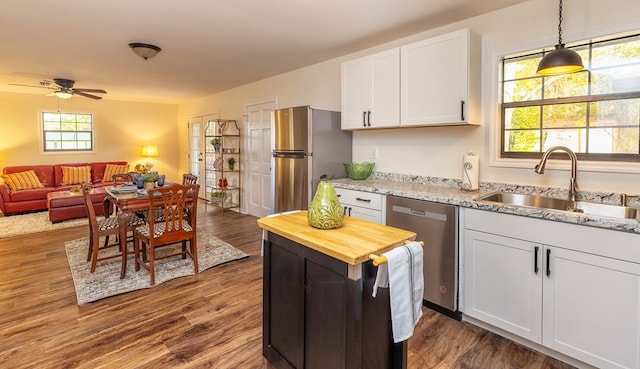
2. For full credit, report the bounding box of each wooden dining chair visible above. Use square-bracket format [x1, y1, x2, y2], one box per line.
[133, 183, 200, 285]
[182, 173, 198, 185]
[82, 183, 144, 275]
[112, 172, 136, 187]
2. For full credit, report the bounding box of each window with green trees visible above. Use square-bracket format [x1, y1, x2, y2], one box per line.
[42, 112, 93, 152]
[501, 33, 640, 161]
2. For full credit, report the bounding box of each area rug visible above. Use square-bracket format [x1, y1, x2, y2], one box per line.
[0, 211, 91, 239]
[65, 230, 249, 304]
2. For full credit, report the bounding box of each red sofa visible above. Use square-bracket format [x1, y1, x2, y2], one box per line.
[0, 161, 127, 216]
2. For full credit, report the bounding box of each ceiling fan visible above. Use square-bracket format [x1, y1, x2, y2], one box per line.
[9, 78, 107, 100]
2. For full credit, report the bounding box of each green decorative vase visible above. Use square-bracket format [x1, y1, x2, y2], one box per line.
[307, 181, 344, 229]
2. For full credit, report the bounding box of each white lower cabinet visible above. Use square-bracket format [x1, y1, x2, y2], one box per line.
[334, 188, 385, 224]
[463, 208, 640, 369]
[463, 230, 543, 342]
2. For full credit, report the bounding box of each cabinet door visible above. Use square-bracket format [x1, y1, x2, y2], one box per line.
[341, 56, 371, 130]
[369, 48, 400, 128]
[341, 49, 399, 130]
[543, 247, 640, 369]
[305, 253, 348, 369]
[265, 240, 305, 368]
[401, 29, 470, 126]
[463, 230, 543, 342]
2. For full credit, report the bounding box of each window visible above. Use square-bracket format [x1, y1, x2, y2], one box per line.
[42, 112, 94, 152]
[501, 33, 640, 161]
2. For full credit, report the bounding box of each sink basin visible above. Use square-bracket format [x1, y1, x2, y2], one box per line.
[476, 192, 639, 221]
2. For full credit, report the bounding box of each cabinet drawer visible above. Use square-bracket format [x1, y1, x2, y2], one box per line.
[335, 188, 383, 211]
[346, 206, 384, 224]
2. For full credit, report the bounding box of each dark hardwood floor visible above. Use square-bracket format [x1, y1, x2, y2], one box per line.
[0, 206, 576, 369]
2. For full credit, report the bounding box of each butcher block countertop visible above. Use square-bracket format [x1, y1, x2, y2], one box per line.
[257, 210, 416, 265]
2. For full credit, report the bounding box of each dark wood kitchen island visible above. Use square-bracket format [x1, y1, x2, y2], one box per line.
[257, 211, 417, 369]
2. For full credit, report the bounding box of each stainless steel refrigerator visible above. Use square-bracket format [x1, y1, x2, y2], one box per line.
[271, 106, 352, 213]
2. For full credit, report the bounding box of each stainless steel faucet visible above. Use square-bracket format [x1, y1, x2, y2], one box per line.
[534, 146, 578, 202]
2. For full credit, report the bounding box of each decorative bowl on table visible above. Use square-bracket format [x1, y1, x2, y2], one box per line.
[344, 162, 375, 180]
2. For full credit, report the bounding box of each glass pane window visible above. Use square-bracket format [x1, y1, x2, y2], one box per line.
[501, 33, 640, 160]
[41, 112, 94, 152]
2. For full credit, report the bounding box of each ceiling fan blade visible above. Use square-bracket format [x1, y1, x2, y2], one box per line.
[73, 88, 107, 94]
[8, 83, 55, 90]
[73, 90, 103, 100]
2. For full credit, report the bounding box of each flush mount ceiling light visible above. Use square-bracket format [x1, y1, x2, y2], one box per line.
[536, 0, 584, 76]
[128, 42, 161, 60]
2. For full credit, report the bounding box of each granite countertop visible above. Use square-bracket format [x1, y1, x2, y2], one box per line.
[331, 174, 640, 235]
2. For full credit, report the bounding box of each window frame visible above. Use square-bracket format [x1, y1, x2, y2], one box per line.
[40, 111, 96, 154]
[499, 33, 640, 163]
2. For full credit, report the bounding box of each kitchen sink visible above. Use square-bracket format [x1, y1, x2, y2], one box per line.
[476, 192, 639, 221]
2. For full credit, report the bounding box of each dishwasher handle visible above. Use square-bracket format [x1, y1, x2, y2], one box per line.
[391, 205, 448, 222]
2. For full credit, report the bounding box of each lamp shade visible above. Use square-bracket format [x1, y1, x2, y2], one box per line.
[536, 45, 584, 75]
[141, 144, 159, 157]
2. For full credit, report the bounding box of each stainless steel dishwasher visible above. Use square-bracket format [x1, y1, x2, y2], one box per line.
[386, 195, 460, 319]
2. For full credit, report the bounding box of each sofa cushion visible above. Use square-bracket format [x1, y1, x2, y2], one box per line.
[3, 165, 55, 188]
[9, 187, 54, 202]
[53, 163, 89, 186]
[1, 170, 45, 191]
[90, 161, 129, 184]
[61, 166, 91, 185]
[102, 163, 130, 182]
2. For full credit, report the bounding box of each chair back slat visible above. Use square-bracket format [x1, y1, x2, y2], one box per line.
[182, 173, 198, 185]
[112, 172, 135, 187]
[82, 183, 98, 233]
[147, 184, 199, 243]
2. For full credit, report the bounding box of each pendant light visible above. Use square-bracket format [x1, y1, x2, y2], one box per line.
[536, 0, 584, 76]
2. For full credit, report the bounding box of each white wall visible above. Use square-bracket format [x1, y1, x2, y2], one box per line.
[0, 92, 181, 182]
[179, 0, 640, 195]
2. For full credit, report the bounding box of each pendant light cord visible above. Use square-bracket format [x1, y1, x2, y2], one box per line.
[557, 0, 564, 47]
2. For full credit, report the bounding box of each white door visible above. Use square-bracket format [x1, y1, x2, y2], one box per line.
[188, 116, 204, 198]
[246, 101, 275, 217]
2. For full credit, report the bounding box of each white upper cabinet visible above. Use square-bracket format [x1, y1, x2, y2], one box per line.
[401, 28, 481, 126]
[341, 28, 481, 130]
[341, 48, 400, 130]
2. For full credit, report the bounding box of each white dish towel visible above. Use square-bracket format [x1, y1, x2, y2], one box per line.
[372, 241, 424, 343]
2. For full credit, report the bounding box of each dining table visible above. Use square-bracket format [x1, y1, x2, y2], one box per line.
[103, 183, 195, 279]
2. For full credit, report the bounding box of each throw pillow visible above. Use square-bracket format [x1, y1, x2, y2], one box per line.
[102, 164, 130, 182]
[61, 166, 91, 185]
[1, 170, 45, 191]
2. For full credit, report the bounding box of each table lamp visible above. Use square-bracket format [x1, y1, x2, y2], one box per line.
[141, 144, 159, 170]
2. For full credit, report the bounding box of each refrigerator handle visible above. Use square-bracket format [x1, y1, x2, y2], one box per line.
[272, 152, 307, 159]
[367, 111, 371, 127]
[362, 111, 366, 127]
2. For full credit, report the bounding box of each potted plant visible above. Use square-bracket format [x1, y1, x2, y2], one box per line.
[227, 157, 237, 171]
[210, 137, 222, 152]
[211, 190, 224, 204]
[142, 173, 157, 190]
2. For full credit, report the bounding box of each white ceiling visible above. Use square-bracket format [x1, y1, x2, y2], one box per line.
[0, 0, 526, 103]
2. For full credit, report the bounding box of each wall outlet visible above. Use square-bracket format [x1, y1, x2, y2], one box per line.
[371, 146, 378, 160]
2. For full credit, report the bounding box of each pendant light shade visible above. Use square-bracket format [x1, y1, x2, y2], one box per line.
[536, 0, 584, 76]
[536, 45, 584, 75]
